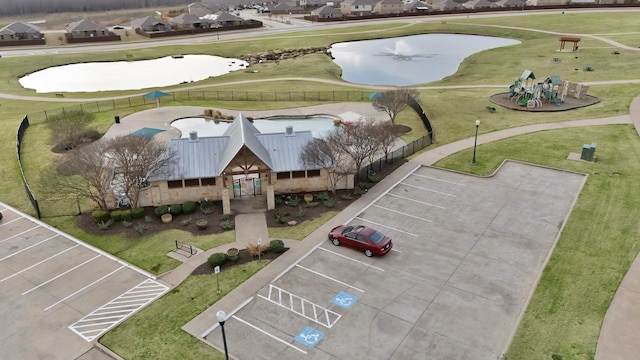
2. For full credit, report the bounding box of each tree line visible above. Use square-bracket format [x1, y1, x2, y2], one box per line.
[0, 0, 189, 17]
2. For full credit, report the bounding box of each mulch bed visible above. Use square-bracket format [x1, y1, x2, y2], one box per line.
[190, 248, 289, 275]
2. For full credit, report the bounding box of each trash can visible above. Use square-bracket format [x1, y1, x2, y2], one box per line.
[114, 115, 120, 124]
[589, 142, 597, 161]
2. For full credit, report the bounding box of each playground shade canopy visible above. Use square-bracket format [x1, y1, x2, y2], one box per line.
[520, 70, 535, 80]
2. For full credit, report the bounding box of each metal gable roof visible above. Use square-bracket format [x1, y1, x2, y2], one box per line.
[164, 136, 229, 180]
[257, 131, 316, 172]
[218, 113, 273, 173]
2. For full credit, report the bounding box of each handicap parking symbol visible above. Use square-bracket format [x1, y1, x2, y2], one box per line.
[332, 291, 358, 309]
[295, 326, 324, 348]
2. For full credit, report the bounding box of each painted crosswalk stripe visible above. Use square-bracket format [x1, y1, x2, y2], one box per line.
[69, 279, 169, 341]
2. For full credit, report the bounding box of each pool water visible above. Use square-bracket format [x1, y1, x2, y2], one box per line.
[172, 115, 338, 138]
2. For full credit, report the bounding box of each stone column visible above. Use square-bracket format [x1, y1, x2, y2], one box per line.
[267, 184, 275, 210]
[222, 188, 231, 214]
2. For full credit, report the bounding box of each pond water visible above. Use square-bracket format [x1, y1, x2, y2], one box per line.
[329, 34, 520, 86]
[172, 115, 338, 138]
[19, 55, 249, 93]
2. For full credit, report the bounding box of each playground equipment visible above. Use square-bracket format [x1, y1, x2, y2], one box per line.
[508, 70, 590, 109]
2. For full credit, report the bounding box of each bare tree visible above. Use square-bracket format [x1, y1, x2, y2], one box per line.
[372, 88, 419, 124]
[46, 140, 114, 211]
[46, 110, 99, 152]
[46, 135, 174, 210]
[300, 138, 346, 194]
[373, 121, 403, 163]
[324, 120, 381, 180]
[105, 136, 175, 209]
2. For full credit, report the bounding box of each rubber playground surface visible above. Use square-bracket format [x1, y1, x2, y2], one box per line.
[0, 203, 170, 360]
[190, 161, 587, 359]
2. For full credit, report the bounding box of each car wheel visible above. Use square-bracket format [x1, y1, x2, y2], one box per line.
[331, 237, 340, 246]
[364, 249, 373, 257]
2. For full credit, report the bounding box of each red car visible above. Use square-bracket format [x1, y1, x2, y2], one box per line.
[328, 225, 393, 257]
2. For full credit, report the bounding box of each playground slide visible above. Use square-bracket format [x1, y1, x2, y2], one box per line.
[553, 97, 561, 106]
[519, 97, 529, 106]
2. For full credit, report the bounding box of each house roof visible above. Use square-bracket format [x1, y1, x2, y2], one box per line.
[272, 3, 304, 10]
[210, 11, 242, 22]
[170, 13, 203, 24]
[131, 16, 170, 29]
[464, 0, 497, 8]
[0, 21, 41, 35]
[66, 19, 107, 32]
[497, 0, 525, 5]
[159, 114, 316, 180]
[312, 5, 343, 15]
[404, 1, 430, 10]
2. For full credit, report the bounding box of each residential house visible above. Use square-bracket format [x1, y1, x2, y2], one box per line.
[139, 114, 353, 213]
[271, 2, 307, 14]
[66, 19, 112, 38]
[463, 0, 499, 9]
[169, 13, 209, 30]
[299, 0, 332, 8]
[496, 0, 526, 6]
[341, 0, 378, 16]
[373, 0, 404, 14]
[131, 16, 172, 33]
[403, 1, 431, 12]
[0, 22, 44, 44]
[430, 0, 464, 10]
[202, 12, 245, 27]
[186, 2, 220, 16]
[311, 5, 344, 18]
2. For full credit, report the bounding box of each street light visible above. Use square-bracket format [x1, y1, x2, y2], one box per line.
[471, 119, 480, 164]
[216, 310, 229, 360]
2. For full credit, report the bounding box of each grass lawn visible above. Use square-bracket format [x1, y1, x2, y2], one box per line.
[100, 261, 270, 359]
[1, 9, 640, 360]
[435, 124, 640, 359]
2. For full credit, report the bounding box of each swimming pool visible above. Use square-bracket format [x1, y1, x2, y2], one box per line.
[171, 115, 339, 138]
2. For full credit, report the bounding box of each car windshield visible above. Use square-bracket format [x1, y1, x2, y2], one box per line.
[369, 231, 385, 244]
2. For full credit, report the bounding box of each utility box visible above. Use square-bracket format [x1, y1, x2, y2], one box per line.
[580, 143, 596, 162]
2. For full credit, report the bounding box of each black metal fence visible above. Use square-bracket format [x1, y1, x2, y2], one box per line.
[16, 116, 41, 218]
[357, 133, 432, 180]
[25, 90, 379, 125]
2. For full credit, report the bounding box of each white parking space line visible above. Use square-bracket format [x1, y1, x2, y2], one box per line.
[318, 247, 385, 272]
[399, 182, 457, 197]
[0, 217, 22, 228]
[45, 266, 125, 311]
[232, 315, 308, 355]
[295, 264, 365, 293]
[258, 284, 342, 328]
[0, 234, 59, 262]
[22, 255, 101, 295]
[1, 244, 80, 282]
[411, 173, 467, 186]
[391, 248, 402, 253]
[386, 193, 446, 209]
[355, 217, 418, 238]
[371, 204, 432, 223]
[69, 279, 169, 341]
[0, 226, 39, 243]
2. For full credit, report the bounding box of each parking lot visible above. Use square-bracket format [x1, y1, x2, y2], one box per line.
[0, 203, 169, 359]
[200, 162, 586, 359]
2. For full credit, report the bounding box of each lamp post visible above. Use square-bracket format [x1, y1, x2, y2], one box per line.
[216, 310, 229, 360]
[471, 120, 480, 164]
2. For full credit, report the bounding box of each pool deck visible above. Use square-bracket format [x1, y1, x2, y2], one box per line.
[105, 103, 389, 141]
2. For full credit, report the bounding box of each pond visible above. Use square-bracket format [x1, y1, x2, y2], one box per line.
[172, 115, 338, 138]
[329, 34, 520, 86]
[19, 55, 249, 93]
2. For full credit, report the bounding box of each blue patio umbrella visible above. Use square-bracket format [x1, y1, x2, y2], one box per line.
[144, 90, 170, 108]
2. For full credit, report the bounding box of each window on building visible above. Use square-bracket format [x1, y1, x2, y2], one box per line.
[307, 170, 321, 177]
[277, 172, 290, 180]
[167, 180, 183, 189]
[292, 171, 305, 179]
[184, 179, 200, 187]
[201, 177, 216, 186]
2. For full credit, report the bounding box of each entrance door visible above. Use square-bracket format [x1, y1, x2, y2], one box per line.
[233, 176, 262, 197]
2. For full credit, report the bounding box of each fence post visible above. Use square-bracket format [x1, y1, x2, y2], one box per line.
[112, 99, 116, 110]
[97, 102, 100, 112]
